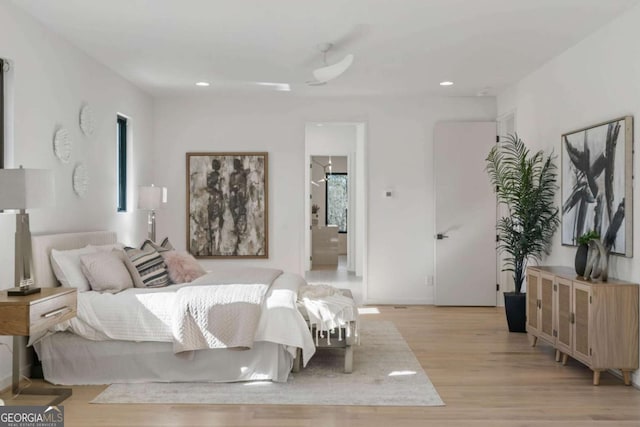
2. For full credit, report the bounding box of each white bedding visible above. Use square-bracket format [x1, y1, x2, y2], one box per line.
[48, 268, 316, 365]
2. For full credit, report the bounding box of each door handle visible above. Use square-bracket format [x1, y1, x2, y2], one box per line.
[436, 233, 449, 240]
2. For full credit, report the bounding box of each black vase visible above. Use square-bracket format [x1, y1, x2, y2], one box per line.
[504, 292, 527, 333]
[575, 243, 589, 276]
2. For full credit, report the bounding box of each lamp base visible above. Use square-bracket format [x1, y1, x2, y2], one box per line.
[8, 287, 41, 296]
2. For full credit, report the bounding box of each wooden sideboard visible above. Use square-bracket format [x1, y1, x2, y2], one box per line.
[526, 266, 639, 385]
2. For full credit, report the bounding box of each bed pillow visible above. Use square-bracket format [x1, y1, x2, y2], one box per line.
[88, 243, 125, 252]
[162, 251, 206, 283]
[50, 246, 99, 291]
[123, 246, 170, 288]
[80, 250, 133, 293]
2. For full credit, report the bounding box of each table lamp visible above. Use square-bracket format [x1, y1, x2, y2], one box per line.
[0, 166, 54, 295]
[138, 184, 166, 242]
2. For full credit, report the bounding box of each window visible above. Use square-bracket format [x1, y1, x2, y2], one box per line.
[325, 173, 348, 233]
[116, 115, 127, 212]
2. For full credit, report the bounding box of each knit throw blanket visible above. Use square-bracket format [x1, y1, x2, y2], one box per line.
[298, 285, 358, 346]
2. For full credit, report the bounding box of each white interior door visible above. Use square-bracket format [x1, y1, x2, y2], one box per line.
[434, 121, 497, 306]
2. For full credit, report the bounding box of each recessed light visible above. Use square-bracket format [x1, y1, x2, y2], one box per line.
[440, 81, 454, 86]
[195, 81, 210, 87]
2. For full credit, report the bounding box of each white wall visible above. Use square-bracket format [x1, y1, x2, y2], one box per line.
[497, 3, 640, 385]
[0, 1, 154, 387]
[154, 94, 495, 304]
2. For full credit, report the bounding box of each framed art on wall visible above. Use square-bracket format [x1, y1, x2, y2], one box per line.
[561, 116, 633, 256]
[186, 152, 268, 258]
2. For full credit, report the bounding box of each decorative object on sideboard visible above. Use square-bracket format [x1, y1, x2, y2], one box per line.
[0, 166, 54, 295]
[574, 230, 599, 276]
[53, 127, 72, 163]
[72, 163, 89, 197]
[79, 103, 95, 136]
[561, 116, 633, 257]
[186, 152, 268, 258]
[138, 184, 167, 242]
[486, 134, 560, 332]
[583, 239, 609, 281]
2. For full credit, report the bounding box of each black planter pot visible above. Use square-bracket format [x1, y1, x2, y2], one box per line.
[575, 243, 589, 276]
[504, 292, 527, 333]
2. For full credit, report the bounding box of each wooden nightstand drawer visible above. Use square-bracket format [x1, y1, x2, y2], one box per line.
[0, 288, 77, 336]
[30, 291, 76, 335]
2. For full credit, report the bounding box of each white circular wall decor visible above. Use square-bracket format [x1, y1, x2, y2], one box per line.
[53, 127, 72, 163]
[73, 163, 89, 197]
[79, 104, 95, 136]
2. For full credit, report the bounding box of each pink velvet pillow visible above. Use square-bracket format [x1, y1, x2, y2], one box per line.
[162, 251, 206, 283]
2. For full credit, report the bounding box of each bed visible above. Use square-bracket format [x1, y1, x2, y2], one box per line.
[31, 231, 315, 385]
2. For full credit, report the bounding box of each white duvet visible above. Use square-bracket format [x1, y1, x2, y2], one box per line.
[48, 268, 316, 365]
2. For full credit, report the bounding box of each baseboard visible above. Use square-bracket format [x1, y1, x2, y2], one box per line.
[363, 298, 433, 305]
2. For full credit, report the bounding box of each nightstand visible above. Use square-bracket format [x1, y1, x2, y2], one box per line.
[0, 287, 77, 405]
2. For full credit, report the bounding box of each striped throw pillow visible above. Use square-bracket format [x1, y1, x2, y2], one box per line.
[141, 237, 174, 253]
[123, 246, 170, 288]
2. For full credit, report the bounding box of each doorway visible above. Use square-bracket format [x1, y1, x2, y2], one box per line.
[310, 155, 348, 271]
[304, 123, 366, 303]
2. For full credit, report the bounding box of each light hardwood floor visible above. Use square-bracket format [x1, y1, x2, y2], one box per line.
[4, 306, 640, 426]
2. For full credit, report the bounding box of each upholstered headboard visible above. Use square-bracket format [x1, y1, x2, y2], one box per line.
[31, 231, 117, 287]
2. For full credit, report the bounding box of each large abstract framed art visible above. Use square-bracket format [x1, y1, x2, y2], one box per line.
[186, 152, 268, 258]
[561, 116, 633, 257]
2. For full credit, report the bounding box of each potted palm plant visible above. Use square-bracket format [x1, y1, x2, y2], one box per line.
[486, 134, 560, 332]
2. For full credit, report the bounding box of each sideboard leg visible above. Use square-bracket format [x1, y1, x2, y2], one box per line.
[555, 350, 561, 362]
[562, 353, 568, 365]
[622, 370, 631, 386]
[593, 370, 601, 386]
[530, 335, 537, 347]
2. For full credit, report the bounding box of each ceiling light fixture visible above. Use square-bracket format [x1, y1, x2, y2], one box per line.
[439, 81, 454, 86]
[195, 81, 210, 87]
[311, 157, 333, 186]
[307, 43, 354, 86]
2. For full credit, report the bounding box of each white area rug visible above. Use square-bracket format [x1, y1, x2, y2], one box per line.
[91, 320, 444, 406]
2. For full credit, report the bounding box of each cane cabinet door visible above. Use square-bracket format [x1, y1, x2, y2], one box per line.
[539, 272, 555, 344]
[526, 269, 540, 335]
[572, 282, 592, 366]
[554, 277, 572, 355]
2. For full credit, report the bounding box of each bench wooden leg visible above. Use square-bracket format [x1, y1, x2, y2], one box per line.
[344, 345, 353, 373]
[292, 348, 301, 373]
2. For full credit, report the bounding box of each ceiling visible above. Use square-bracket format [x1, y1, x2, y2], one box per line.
[12, 0, 640, 97]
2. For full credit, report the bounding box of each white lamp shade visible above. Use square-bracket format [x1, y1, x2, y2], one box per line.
[138, 185, 166, 210]
[313, 54, 354, 83]
[0, 168, 54, 209]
